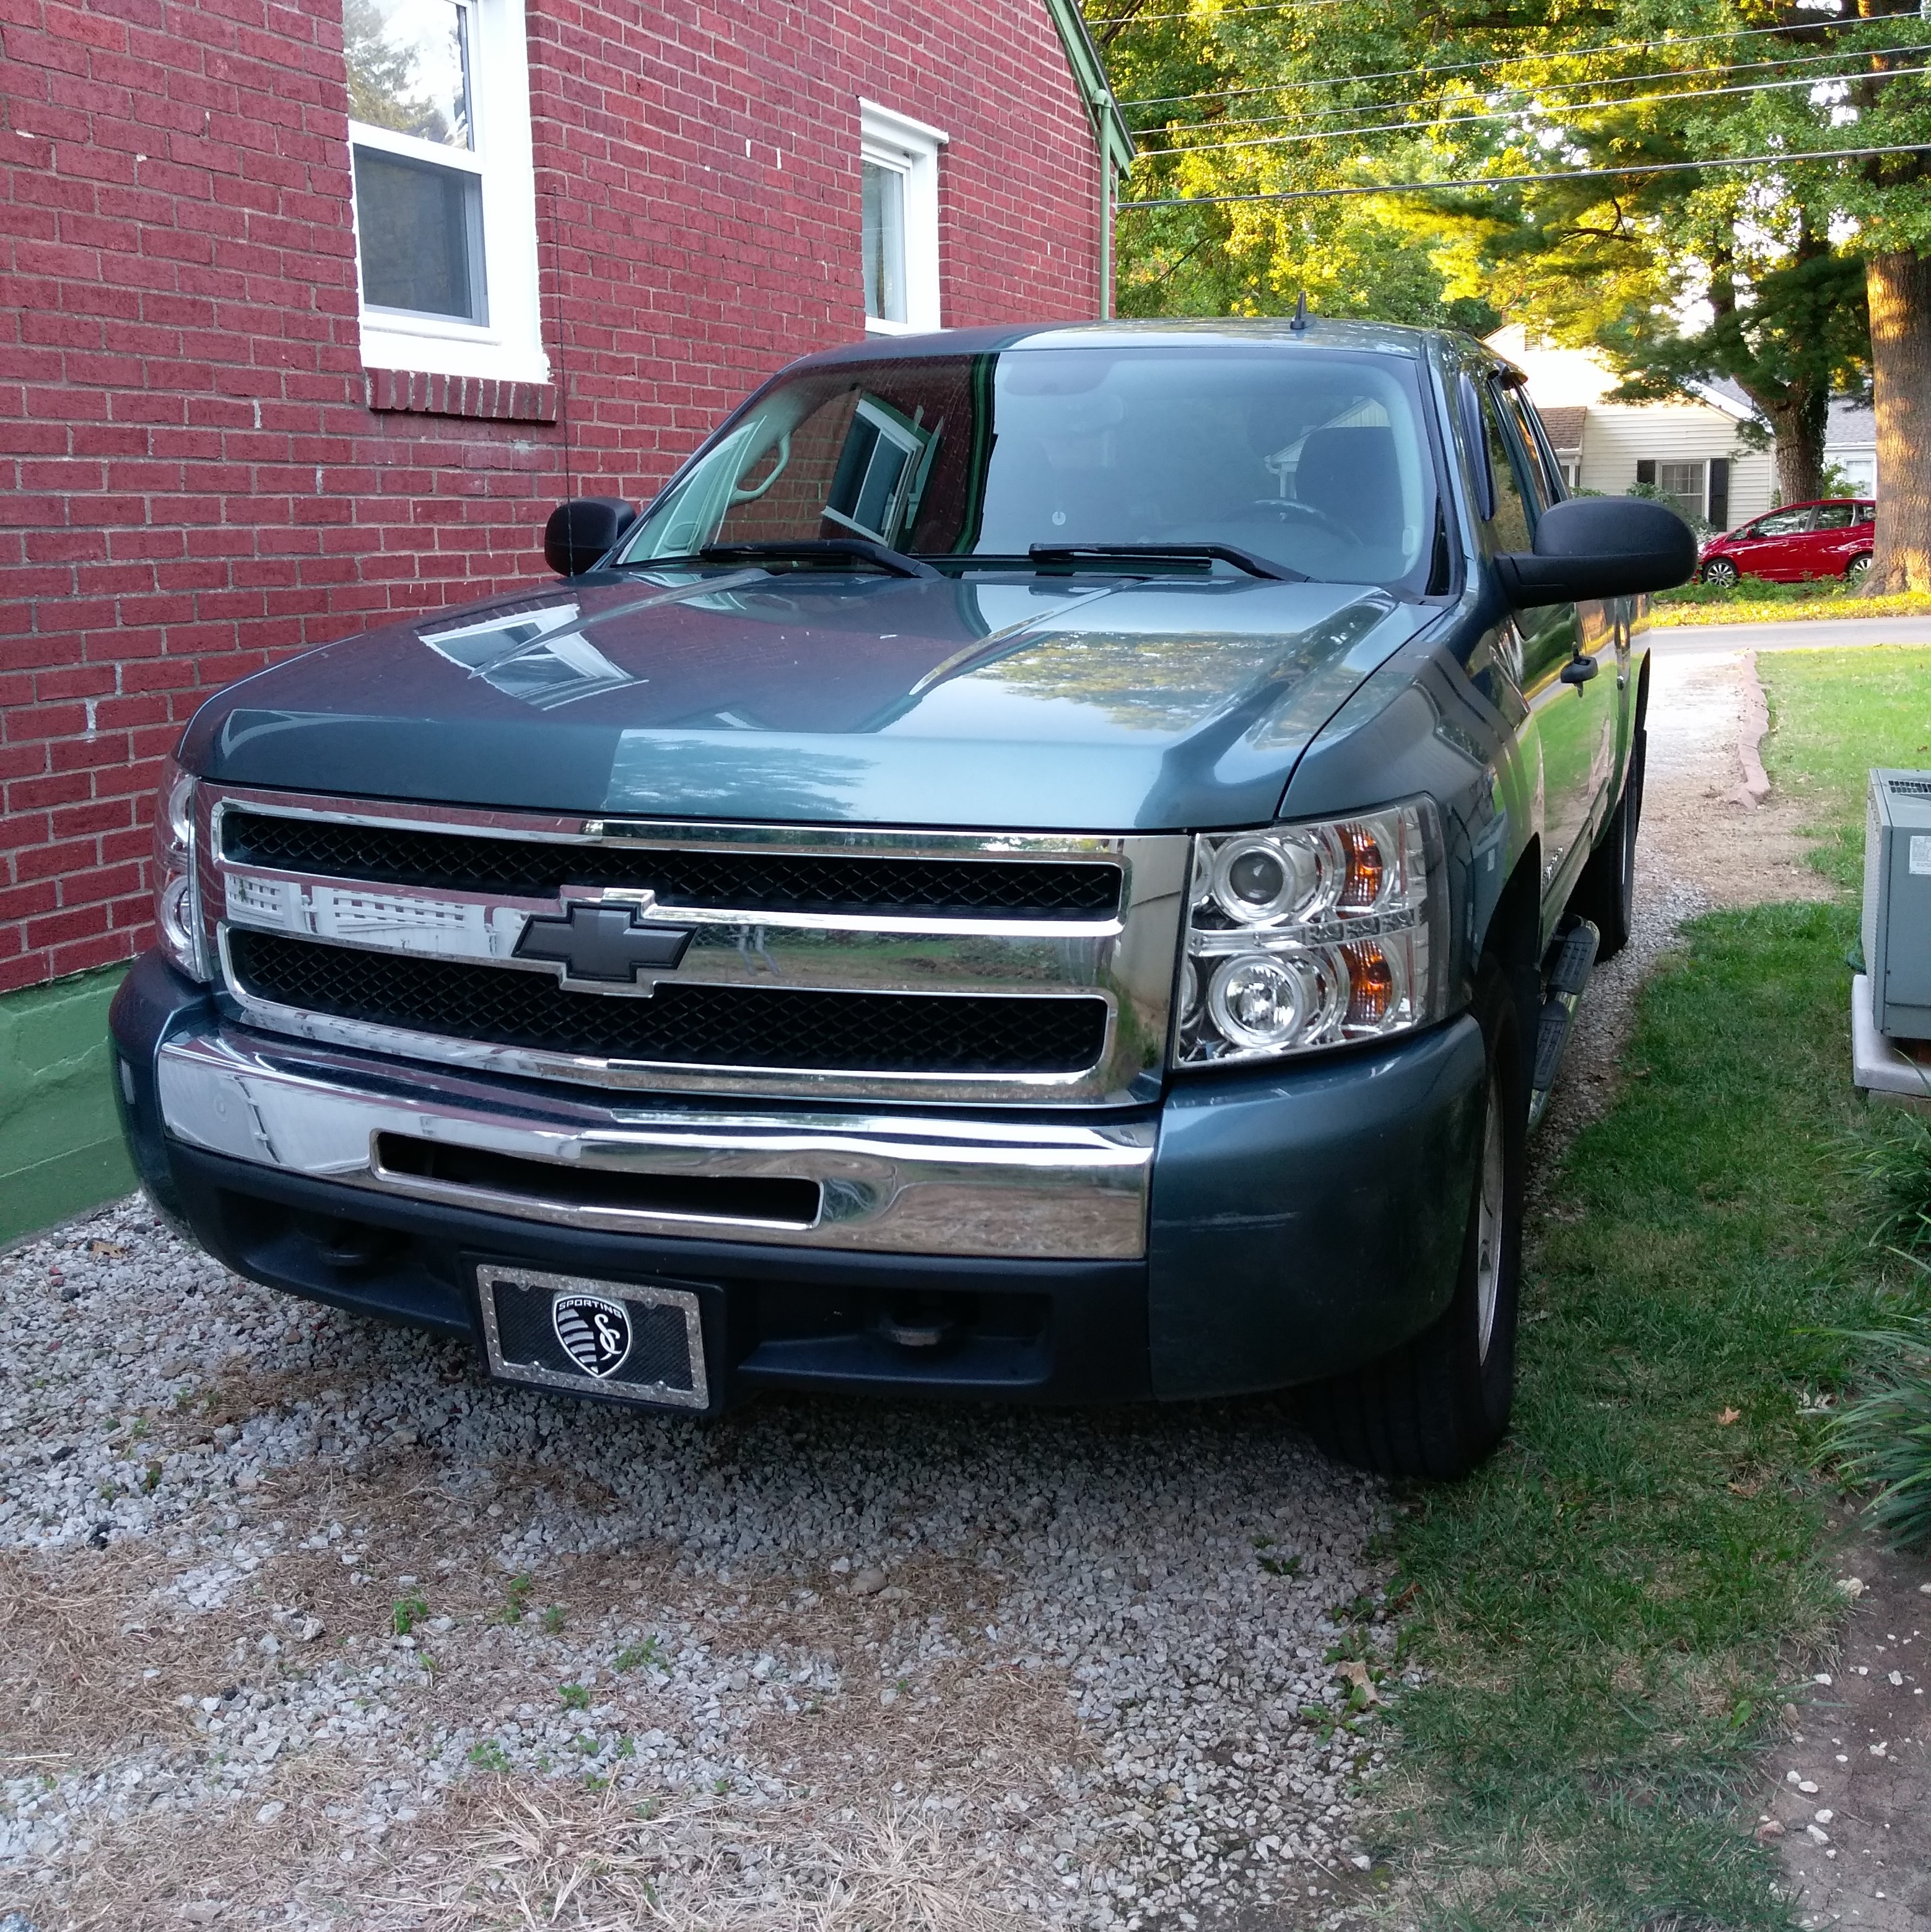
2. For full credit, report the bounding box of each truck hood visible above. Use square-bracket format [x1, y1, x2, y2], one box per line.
[180, 569, 1445, 830]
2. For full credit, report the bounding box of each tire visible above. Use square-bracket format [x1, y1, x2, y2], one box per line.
[1566, 720, 1646, 962]
[1846, 552, 1872, 585]
[1297, 966, 1526, 1481]
[1701, 557, 1740, 588]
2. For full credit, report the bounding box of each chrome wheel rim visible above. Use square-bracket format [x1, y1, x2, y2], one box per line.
[1475, 1071, 1506, 1364]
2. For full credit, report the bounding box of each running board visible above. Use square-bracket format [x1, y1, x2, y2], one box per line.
[1528, 918, 1600, 1132]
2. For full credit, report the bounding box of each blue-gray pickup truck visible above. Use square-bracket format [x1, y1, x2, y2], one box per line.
[111, 320, 1694, 1477]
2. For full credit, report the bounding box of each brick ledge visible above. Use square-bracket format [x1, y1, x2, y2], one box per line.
[365, 367, 560, 424]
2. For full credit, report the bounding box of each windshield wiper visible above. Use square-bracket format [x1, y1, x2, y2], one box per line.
[1026, 543, 1305, 582]
[699, 538, 939, 580]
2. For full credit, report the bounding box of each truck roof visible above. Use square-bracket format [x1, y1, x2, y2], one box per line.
[790, 316, 1451, 372]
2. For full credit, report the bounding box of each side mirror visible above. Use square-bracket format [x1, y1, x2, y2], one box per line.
[544, 497, 637, 577]
[1496, 496, 1698, 607]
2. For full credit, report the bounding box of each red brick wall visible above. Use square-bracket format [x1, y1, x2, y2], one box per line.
[0, 0, 1107, 994]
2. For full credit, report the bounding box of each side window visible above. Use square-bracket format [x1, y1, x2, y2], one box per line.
[1504, 390, 1565, 504]
[860, 102, 946, 334]
[1479, 390, 1536, 554]
[1753, 507, 1814, 537]
[346, 0, 547, 383]
[1813, 502, 1855, 530]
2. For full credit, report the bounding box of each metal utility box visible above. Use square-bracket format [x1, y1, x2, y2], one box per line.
[1863, 769, 1931, 1040]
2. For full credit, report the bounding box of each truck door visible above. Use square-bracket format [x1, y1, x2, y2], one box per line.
[1481, 381, 1617, 937]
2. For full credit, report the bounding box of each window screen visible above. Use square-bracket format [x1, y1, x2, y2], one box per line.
[863, 162, 907, 325]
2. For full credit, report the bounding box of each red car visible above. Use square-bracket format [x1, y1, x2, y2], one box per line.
[1698, 497, 1876, 587]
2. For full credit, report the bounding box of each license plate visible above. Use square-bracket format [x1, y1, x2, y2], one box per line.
[476, 1264, 710, 1410]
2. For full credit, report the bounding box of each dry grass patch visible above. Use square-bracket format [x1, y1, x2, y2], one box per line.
[0, 1544, 261, 1764]
[361, 1781, 1023, 1932]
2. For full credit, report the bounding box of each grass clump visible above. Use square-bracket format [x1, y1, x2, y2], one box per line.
[1827, 1313, 1931, 1549]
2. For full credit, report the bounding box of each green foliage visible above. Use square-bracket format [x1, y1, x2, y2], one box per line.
[1828, 1313, 1931, 1547]
[615, 1635, 669, 1672]
[1862, 1111, 1931, 1255]
[391, 1591, 429, 1637]
[498, 1573, 534, 1625]
[541, 1604, 567, 1635]
[1087, 0, 1931, 492]
[559, 1683, 591, 1711]
[466, 1739, 512, 1773]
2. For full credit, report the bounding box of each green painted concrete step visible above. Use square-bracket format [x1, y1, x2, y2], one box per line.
[0, 964, 135, 1246]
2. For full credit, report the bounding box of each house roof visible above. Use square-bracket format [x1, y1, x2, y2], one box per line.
[1538, 406, 1587, 451]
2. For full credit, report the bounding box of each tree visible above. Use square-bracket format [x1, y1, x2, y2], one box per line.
[1831, 4, 1931, 591]
[1092, 0, 1912, 546]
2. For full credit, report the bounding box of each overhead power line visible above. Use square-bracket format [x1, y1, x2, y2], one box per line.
[1130, 60, 1931, 159]
[1115, 142, 1931, 207]
[1091, 0, 1393, 24]
[1117, 14, 1878, 108]
[1132, 38, 1929, 139]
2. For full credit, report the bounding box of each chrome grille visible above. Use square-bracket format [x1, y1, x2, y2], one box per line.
[227, 930, 1111, 1075]
[199, 787, 1190, 1105]
[219, 811, 1124, 919]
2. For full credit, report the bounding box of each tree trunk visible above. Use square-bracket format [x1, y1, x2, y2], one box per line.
[1866, 250, 1931, 594]
[1759, 387, 1829, 507]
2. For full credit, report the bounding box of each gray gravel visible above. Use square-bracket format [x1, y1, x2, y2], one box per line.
[0, 1200, 1402, 1928]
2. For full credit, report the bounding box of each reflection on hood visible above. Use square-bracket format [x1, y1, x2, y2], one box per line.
[417, 602, 642, 710]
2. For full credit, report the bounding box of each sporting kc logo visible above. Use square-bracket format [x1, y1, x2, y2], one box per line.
[551, 1294, 634, 1379]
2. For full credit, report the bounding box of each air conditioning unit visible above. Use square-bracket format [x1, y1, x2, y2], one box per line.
[1853, 769, 1931, 1111]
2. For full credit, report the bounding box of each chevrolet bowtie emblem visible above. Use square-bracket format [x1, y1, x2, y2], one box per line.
[514, 901, 695, 989]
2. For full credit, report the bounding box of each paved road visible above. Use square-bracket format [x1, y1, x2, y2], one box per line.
[1644, 613, 1931, 653]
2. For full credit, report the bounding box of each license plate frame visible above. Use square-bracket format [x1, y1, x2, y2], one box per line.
[476, 1263, 710, 1410]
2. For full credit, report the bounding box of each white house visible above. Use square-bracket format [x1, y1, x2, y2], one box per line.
[1486, 325, 1777, 532]
[1826, 398, 1878, 498]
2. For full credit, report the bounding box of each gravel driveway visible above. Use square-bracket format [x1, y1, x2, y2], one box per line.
[0, 650, 1782, 1932]
[0, 1203, 1398, 1931]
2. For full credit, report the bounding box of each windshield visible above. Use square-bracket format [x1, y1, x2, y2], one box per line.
[617, 346, 1439, 590]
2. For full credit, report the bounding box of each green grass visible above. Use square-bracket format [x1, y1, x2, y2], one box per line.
[1382, 649, 1931, 1926]
[1758, 646, 1931, 888]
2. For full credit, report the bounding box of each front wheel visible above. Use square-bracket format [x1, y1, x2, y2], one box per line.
[1700, 557, 1740, 588]
[1297, 968, 1525, 1480]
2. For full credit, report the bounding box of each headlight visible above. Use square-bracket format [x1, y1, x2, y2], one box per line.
[1174, 800, 1445, 1065]
[151, 753, 207, 982]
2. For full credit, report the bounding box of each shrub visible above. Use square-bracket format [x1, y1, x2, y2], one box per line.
[1828, 1313, 1931, 1550]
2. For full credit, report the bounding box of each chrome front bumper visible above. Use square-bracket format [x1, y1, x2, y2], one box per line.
[155, 1031, 1156, 1261]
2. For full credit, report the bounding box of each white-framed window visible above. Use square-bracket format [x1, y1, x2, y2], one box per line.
[859, 100, 946, 335]
[1655, 458, 1707, 524]
[345, 0, 549, 383]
